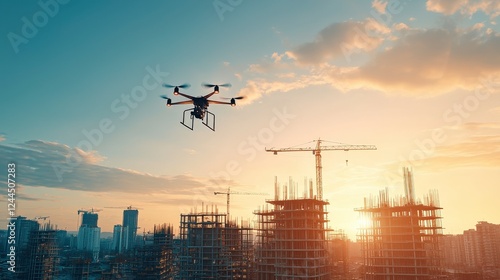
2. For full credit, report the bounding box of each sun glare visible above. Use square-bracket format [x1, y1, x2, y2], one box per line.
[357, 216, 372, 229]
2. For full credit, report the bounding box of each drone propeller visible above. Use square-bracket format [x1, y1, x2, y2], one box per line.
[160, 95, 172, 106]
[202, 83, 232, 88]
[163, 83, 191, 89]
[222, 96, 245, 100]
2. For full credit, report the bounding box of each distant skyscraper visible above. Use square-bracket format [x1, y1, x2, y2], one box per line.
[7, 217, 40, 279]
[476, 221, 500, 279]
[13, 216, 39, 252]
[122, 208, 138, 250]
[81, 212, 98, 227]
[77, 226, 101, 262]
[464, 229, 481, 269]
[112, 224, 123, 253]
[77, 211, 101, 262]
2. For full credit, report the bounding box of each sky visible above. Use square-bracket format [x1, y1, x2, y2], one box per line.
[1, 0, 499, 239]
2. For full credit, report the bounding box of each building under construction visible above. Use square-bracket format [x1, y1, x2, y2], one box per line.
[133, 224, 175, 279]
[176, 206, 253, 279]
[18, 222, 59, 279]
[356, 167, 443, 280]
[254, 177, 332, 279]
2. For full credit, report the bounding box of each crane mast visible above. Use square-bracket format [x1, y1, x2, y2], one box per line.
[266, 139, 377, 200]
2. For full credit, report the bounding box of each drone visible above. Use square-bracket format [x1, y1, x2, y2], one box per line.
[161, 83, 244, 131]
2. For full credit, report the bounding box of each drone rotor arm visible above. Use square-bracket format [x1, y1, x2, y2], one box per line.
[168, 100, 193, 106]
[175, 92, 195, 100]
[203, 91, 217, 99]
[208, 100, 233, 105]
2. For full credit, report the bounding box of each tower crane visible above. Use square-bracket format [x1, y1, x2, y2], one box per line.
[77, 208, 102, 215]
[214, 186, 268, 220]
[265, 139, 376, 200]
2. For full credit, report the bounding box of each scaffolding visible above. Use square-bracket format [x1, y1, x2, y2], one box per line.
[134, 224, 175, 279]
[224, 220, 254, 279]
[21, 223, 59, 279]
[356, 167, 443, 280]
[254, 177, 332, 279]
[176, 206, 253, 279]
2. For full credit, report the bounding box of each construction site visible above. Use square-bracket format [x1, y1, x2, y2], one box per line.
[17, 222, 59, 279]
[133, 223, 175, 279]
[176, 205, 253, 279]
[7, 140, 475, 280]
[356, 167, 443, 280]
[254, 177, 332, 279]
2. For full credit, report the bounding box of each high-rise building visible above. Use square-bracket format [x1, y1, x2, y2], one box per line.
[81, 212, 98, 228]
[77, 226, 101, 262]
[112, 224, 123, 253]
[464, 229, 482, 269]
[440, 234, 466, 269]
[476, 221, 500, 279]
[441, 222, 500, 279]
[122, 208, 139, 250]
[77, 211, 101, 262]
[13, 216, 39, 253]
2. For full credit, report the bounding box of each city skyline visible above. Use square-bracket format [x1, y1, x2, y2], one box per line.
[1, 1, 500, 240]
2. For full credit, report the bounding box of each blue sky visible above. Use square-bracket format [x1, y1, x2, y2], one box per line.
[1, 0, 499, 238]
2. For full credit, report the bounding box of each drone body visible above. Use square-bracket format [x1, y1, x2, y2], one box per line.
[161, 83, 244, 131]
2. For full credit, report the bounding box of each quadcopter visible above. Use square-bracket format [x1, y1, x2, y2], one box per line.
[161, 83, 244, 131]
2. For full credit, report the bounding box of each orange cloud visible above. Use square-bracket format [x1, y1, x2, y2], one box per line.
[343, 28, 500, 96]
[237, 22, 499, 105]
[372, 0, 388, 14]
[426, 0, 500, 19]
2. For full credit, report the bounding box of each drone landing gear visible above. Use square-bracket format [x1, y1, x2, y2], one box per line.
[180, 109, 216, 131]
[202, 111, 216, 131]
[181, 108, 195, 130]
